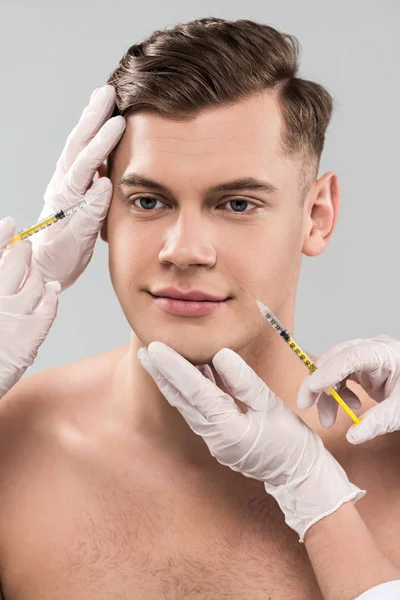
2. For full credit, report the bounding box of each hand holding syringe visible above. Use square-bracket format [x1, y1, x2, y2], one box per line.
[24, 85, 125, 293]
[0, 85, 125, 399]
[255, 298, 362, 425]
[7, 192, 110, 248]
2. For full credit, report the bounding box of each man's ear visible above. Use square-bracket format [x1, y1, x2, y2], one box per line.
[302, 172, 340, 257]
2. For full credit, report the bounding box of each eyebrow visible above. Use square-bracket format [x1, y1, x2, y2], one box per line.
[118, 173, 279, 196]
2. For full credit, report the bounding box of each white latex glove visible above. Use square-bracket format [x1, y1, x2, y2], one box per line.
[137, 342, 366, 543]
[0, 217, 60, 399]
[31, 84, 125, 291]
[297, 335, 400, 445]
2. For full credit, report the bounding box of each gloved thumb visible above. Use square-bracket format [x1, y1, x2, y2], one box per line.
[0, 216, 16, 251]
[297, 375, 321, 409]
[346, 393, 400, 444]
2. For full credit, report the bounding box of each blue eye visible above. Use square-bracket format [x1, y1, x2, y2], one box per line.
[129, 196, 257, 214]
[228, 199, 254, 213]
[133, 197, 161, 210]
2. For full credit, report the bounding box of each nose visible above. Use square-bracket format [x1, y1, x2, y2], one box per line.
[158, 211, 217, 269]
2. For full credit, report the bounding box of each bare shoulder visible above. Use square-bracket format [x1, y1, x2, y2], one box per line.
[0, 344, 129, 588]
[0, 343, 129, 492]
[3, 340, 128, 401]
[0, 345, 128, 406]
[0, 343, 128, 420]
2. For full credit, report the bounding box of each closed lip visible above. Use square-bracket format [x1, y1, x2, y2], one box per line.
[149, 287, 229, 301]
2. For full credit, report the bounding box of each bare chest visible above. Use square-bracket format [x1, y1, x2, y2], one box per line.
[0, 443, 323, 600]
[2, 413, 400, 600]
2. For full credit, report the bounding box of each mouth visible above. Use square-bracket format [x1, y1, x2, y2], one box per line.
[150, 288, 231, 302]
[147, 292, 231, 316]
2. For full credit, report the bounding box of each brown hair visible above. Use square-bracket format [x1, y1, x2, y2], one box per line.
[106, 17, 334, 201]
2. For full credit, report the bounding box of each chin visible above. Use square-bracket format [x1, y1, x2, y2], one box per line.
[134, 330, 223, 366]
[162, 343, 217, 367]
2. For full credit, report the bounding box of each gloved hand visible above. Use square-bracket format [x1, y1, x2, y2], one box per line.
[137, 342, 366, 543]
[297, 335, 400, 445]
[31, 84, 125, 292]
[0, 217, 60, 399]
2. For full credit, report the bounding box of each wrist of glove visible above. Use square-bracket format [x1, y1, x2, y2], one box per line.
[138, 342, 366, 543]
[263, 432, 365, 542]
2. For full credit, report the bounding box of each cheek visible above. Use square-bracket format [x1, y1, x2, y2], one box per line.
[107, 218, 150, 292]
[225, 217, 303, 296]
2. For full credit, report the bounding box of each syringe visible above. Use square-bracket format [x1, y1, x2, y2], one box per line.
[253, 295, 361, 425]
[6, 192, 105, 248]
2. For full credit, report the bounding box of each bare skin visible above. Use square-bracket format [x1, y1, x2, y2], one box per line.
[1, 90, 399, 598]
[0, 343, 399, 600]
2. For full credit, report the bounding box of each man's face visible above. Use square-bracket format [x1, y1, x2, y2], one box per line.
[102, 91, 312, 365]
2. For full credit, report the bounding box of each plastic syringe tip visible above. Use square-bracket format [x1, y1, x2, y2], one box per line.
[256, 299, 267, 315]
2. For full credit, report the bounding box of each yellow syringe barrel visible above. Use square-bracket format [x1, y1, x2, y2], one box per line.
[6, 213, 60, 247]
[5, 193, 107, 248]
[286, 335, 361, 425]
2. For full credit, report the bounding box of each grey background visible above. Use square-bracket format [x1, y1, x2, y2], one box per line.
[1, 0, 398, 375]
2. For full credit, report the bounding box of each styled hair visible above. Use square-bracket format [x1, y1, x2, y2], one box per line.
[107, 17, 334, 201]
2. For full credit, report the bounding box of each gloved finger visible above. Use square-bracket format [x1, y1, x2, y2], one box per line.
[314, 338, 365, 367]
[145, 342, 242, 424]
[346, 392, 400, 444]
[212, 347, 273, 412]
[15, 263, 45, 314]
[196, 364, 216, 383]
[56, 116, 125, 211]
[297, 338, 365, 409]
[0, 216, 16, 252]
[1, 280, 61, 387]
[138, 347, 254, 467]
[0, 260, 47, 315]
[298, 376, 360, 411]
[298, 340, 394, 403]
[30, 280, 61, 339]
[0, 240, 32, 296]
[62, 177, 112, 235]
[317, 387, 362, 428]
[138, 347, 207, 427]
[47, 85, 117, 192]
[370, 334, 395, 344]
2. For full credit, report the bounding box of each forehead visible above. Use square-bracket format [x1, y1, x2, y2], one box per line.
[112, 90, 291, 182]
